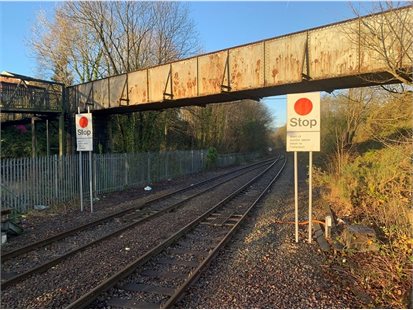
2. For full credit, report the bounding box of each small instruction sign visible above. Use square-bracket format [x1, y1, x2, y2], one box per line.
[286, 92, 320, 152]
[75, 113, 93, 151]
[287, 132, 320, 152]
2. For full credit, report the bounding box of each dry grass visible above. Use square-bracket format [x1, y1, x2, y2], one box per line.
[314, 143, 413, 307]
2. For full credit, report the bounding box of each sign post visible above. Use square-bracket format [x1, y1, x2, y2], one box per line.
[77, 108, 83, 212]
[286, 92, 320, 243]
[294, 151, 299, 243]
[87, 107, 93, 213]
[309, 151, 313, 243]
[76, 109, 94, 213]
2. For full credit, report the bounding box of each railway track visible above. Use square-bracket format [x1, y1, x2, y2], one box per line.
[1, 158, 275, 290]
[68, 156, 287, 309]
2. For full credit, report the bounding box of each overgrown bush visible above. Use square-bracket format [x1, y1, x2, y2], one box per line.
[205, 147, 218, 169]
[316, 144, 412, 231]
[314, 143, 413, 307]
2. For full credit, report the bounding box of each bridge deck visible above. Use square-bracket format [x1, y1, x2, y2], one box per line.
[68, 7, 412, 114]
[0, 73, 64, 114]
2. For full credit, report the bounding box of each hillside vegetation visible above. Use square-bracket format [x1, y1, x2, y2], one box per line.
[314, 87, 412, 308]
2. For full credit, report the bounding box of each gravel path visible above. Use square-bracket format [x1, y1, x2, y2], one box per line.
[176, 154, 365, 308]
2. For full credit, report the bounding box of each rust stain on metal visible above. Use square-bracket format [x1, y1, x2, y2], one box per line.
[265, 33, 306, 85]
[229, 43, 264, 91]
[128, 70, 148, 104]
[172, 58, 197, 99]
[198, 51, 226, 96]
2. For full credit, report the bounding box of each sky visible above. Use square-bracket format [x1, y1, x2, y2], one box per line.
[0, 1, 372, 127]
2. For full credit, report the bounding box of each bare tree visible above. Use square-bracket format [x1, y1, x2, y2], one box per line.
[31, 9, 75, 84]
[319, 88, 377, 173]
[180, 100, 272, 153]
[31, 1, 202, 153]
[347, 2, 412, 87]
[31, 2, 201, 83]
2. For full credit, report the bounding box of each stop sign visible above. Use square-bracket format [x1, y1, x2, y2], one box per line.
[287, 92, 320, 132]
[286, 92, 320, 152]
[75, 113, 93, 151]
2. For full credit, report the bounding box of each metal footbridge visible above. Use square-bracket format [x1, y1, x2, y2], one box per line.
[67, 6, 412, 114]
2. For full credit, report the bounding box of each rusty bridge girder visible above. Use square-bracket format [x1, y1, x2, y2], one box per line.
[64, 6, 411, 114]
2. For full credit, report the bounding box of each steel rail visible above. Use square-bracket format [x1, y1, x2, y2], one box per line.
[1, 157, 274, 262]
[1, 159, 275, 289]
[163, 156, 287, 308]
[66, 157, 281, 309]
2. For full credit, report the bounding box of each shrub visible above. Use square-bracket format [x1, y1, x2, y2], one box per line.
[205, 147, 218, 169]
[314, 143, 413, 307]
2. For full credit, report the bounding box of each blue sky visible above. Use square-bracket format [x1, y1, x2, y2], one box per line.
[0, 1, 369, 127]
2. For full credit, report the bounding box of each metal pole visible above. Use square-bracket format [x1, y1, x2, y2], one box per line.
[294, 151, 299, 243]
[78, 107, 83, 212]
[79, 151, 83, 212]
[308, 151, 313, 243]
[89, 150, 93, 213]
[93, 154, 97, 198]
[87, 106, 93, 213]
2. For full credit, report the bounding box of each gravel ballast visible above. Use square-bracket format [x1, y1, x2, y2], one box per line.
[1, 164, 249, 252]
[176, 154, 365, 308]
[1, 165, 267, 308]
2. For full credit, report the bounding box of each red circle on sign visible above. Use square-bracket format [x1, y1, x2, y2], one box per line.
[294, 98, 313, 115]
[79, 116, 88, 128]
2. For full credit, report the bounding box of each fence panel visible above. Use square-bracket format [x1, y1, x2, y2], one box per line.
[0, 150, 262, 212]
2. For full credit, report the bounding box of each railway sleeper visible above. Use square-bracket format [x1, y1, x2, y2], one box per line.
[156, 257, 199, 268]
[107, 297, 160, 309]
[119, 283, 175, 297]
[1, 271, 18, 282]
[140, 269, 187, 281]
[168, 248, 209, 257]
[121, 210, 155, 222]
[201, 212, 243, 227]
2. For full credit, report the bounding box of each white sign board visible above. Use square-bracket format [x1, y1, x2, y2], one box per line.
[286, 92, 320, 152]
[75, 113, 93, 151]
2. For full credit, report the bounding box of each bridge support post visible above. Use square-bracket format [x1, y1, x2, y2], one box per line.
[31, 117, 36, 158]
[94, 114, 113, 153]
[46, 119, 50, 157]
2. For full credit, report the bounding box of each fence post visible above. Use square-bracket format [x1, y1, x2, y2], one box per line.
[165, 152, 169, 179]
[54, 154, 58, 200]
[191, 150, 194, 173]
[93, 154, 97, 198]
[147, 152, 151, 183]
[124, 153, 129, 188]
[179, 151, 182, 176]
